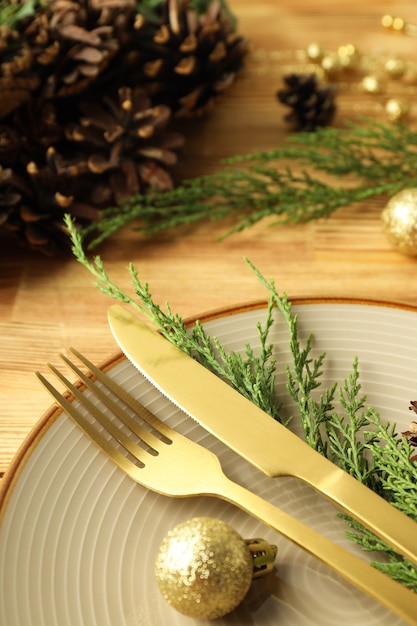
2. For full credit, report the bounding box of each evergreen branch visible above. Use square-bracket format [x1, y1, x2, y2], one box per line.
[0, 0, 43, 27]
[246, 259, 336, 452]
[188, 0, 237, 25]
[136, 0, 237, 24]
[135, 0, 165, 22]
[67, 219, 417, 591]
[325, 358, 381, 489]
[66, 216, 280, 419]
[341, 515, 417, 591]
[84, 120, 417, 248]
[365, 411, 417, 520]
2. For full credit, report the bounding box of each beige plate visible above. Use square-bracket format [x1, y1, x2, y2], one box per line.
[0, 299, 416, 626]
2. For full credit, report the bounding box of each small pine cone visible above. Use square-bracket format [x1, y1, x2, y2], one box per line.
[0, 25, 39, 118]
[132, 0, 248, 117]
[277, 73, 336, 131]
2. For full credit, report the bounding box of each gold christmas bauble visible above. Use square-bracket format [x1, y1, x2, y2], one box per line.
[154, 517, 277, 619]
[381, 189, 417, 256]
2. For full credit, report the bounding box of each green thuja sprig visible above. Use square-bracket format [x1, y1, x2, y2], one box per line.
[66, 216, 280, 419]
[0, 0, 43, 27]
[188, 0, 237, 25]
[67, 216, 417, 591]
[325, 359, 381, 489]
[365, 411, 417, 519]
[245, 259, 337, 453]
[83, 119, 417, 248]
[340, 515, 417, 590]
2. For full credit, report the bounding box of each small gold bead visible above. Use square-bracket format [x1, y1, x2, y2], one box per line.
[385, 98, 409, 121]
[384, 57, 406, 78]
[393, 17, 406, 32]
[382, 15, 407, 33]
[306, 42, 325, 62]
[337, 44, 360, 70]
[381, 14, 394, 29]
[321, 53, 342, 76]
[361, 75, 384, 94]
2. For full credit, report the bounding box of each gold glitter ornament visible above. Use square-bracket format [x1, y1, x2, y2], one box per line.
[381, 189, 417, 256]
[154, 517, 277, 619]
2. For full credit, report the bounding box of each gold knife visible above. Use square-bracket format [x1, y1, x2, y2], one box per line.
[108, 304, 417, 567]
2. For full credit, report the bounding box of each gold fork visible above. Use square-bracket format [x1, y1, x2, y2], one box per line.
[37, 349, 417, 625]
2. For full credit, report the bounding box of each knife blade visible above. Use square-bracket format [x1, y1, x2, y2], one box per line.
[108, 304, 417, 567]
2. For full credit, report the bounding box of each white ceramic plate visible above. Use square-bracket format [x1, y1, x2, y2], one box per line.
[1, 299, 416, 626]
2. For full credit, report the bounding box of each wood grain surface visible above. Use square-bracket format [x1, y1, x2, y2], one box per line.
[2, 0, 417, 476]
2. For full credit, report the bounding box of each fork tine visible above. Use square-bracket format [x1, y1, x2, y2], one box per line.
[44, 363, 152, 466]
[69, 348, 173, 443]
[59, 352, 165, 450]
[36, 370, 145, 476]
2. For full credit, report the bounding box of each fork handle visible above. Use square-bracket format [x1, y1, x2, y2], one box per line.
[213, 476, 417, 625]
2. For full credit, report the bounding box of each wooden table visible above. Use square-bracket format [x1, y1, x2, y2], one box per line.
[2, 0, 417, 477]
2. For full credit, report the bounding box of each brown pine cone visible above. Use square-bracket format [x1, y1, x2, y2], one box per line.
[0, 88, 184, 254]
[277, 73, 336, 131]
[17, 0, 133, 99]
[65, 86, 185, 200]
[130, 0, 249, 117]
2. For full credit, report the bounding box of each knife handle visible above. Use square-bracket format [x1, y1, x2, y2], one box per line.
[214, 474, 416, 625]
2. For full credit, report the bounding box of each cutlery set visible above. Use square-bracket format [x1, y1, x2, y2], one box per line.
[36, 305, 417, 624]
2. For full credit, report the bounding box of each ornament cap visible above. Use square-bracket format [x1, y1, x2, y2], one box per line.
[245, 537, 278, 579]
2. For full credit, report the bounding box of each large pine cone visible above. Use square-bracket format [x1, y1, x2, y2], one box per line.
[131, 0, 249, 117]
[277, 73, 336, 131]
[0, 88, 184, 254]
[0, 0, 245, 254]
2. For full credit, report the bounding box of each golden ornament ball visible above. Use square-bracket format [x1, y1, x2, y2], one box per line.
[381, 189, 417, 256]
[154, 517, 277, 619]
